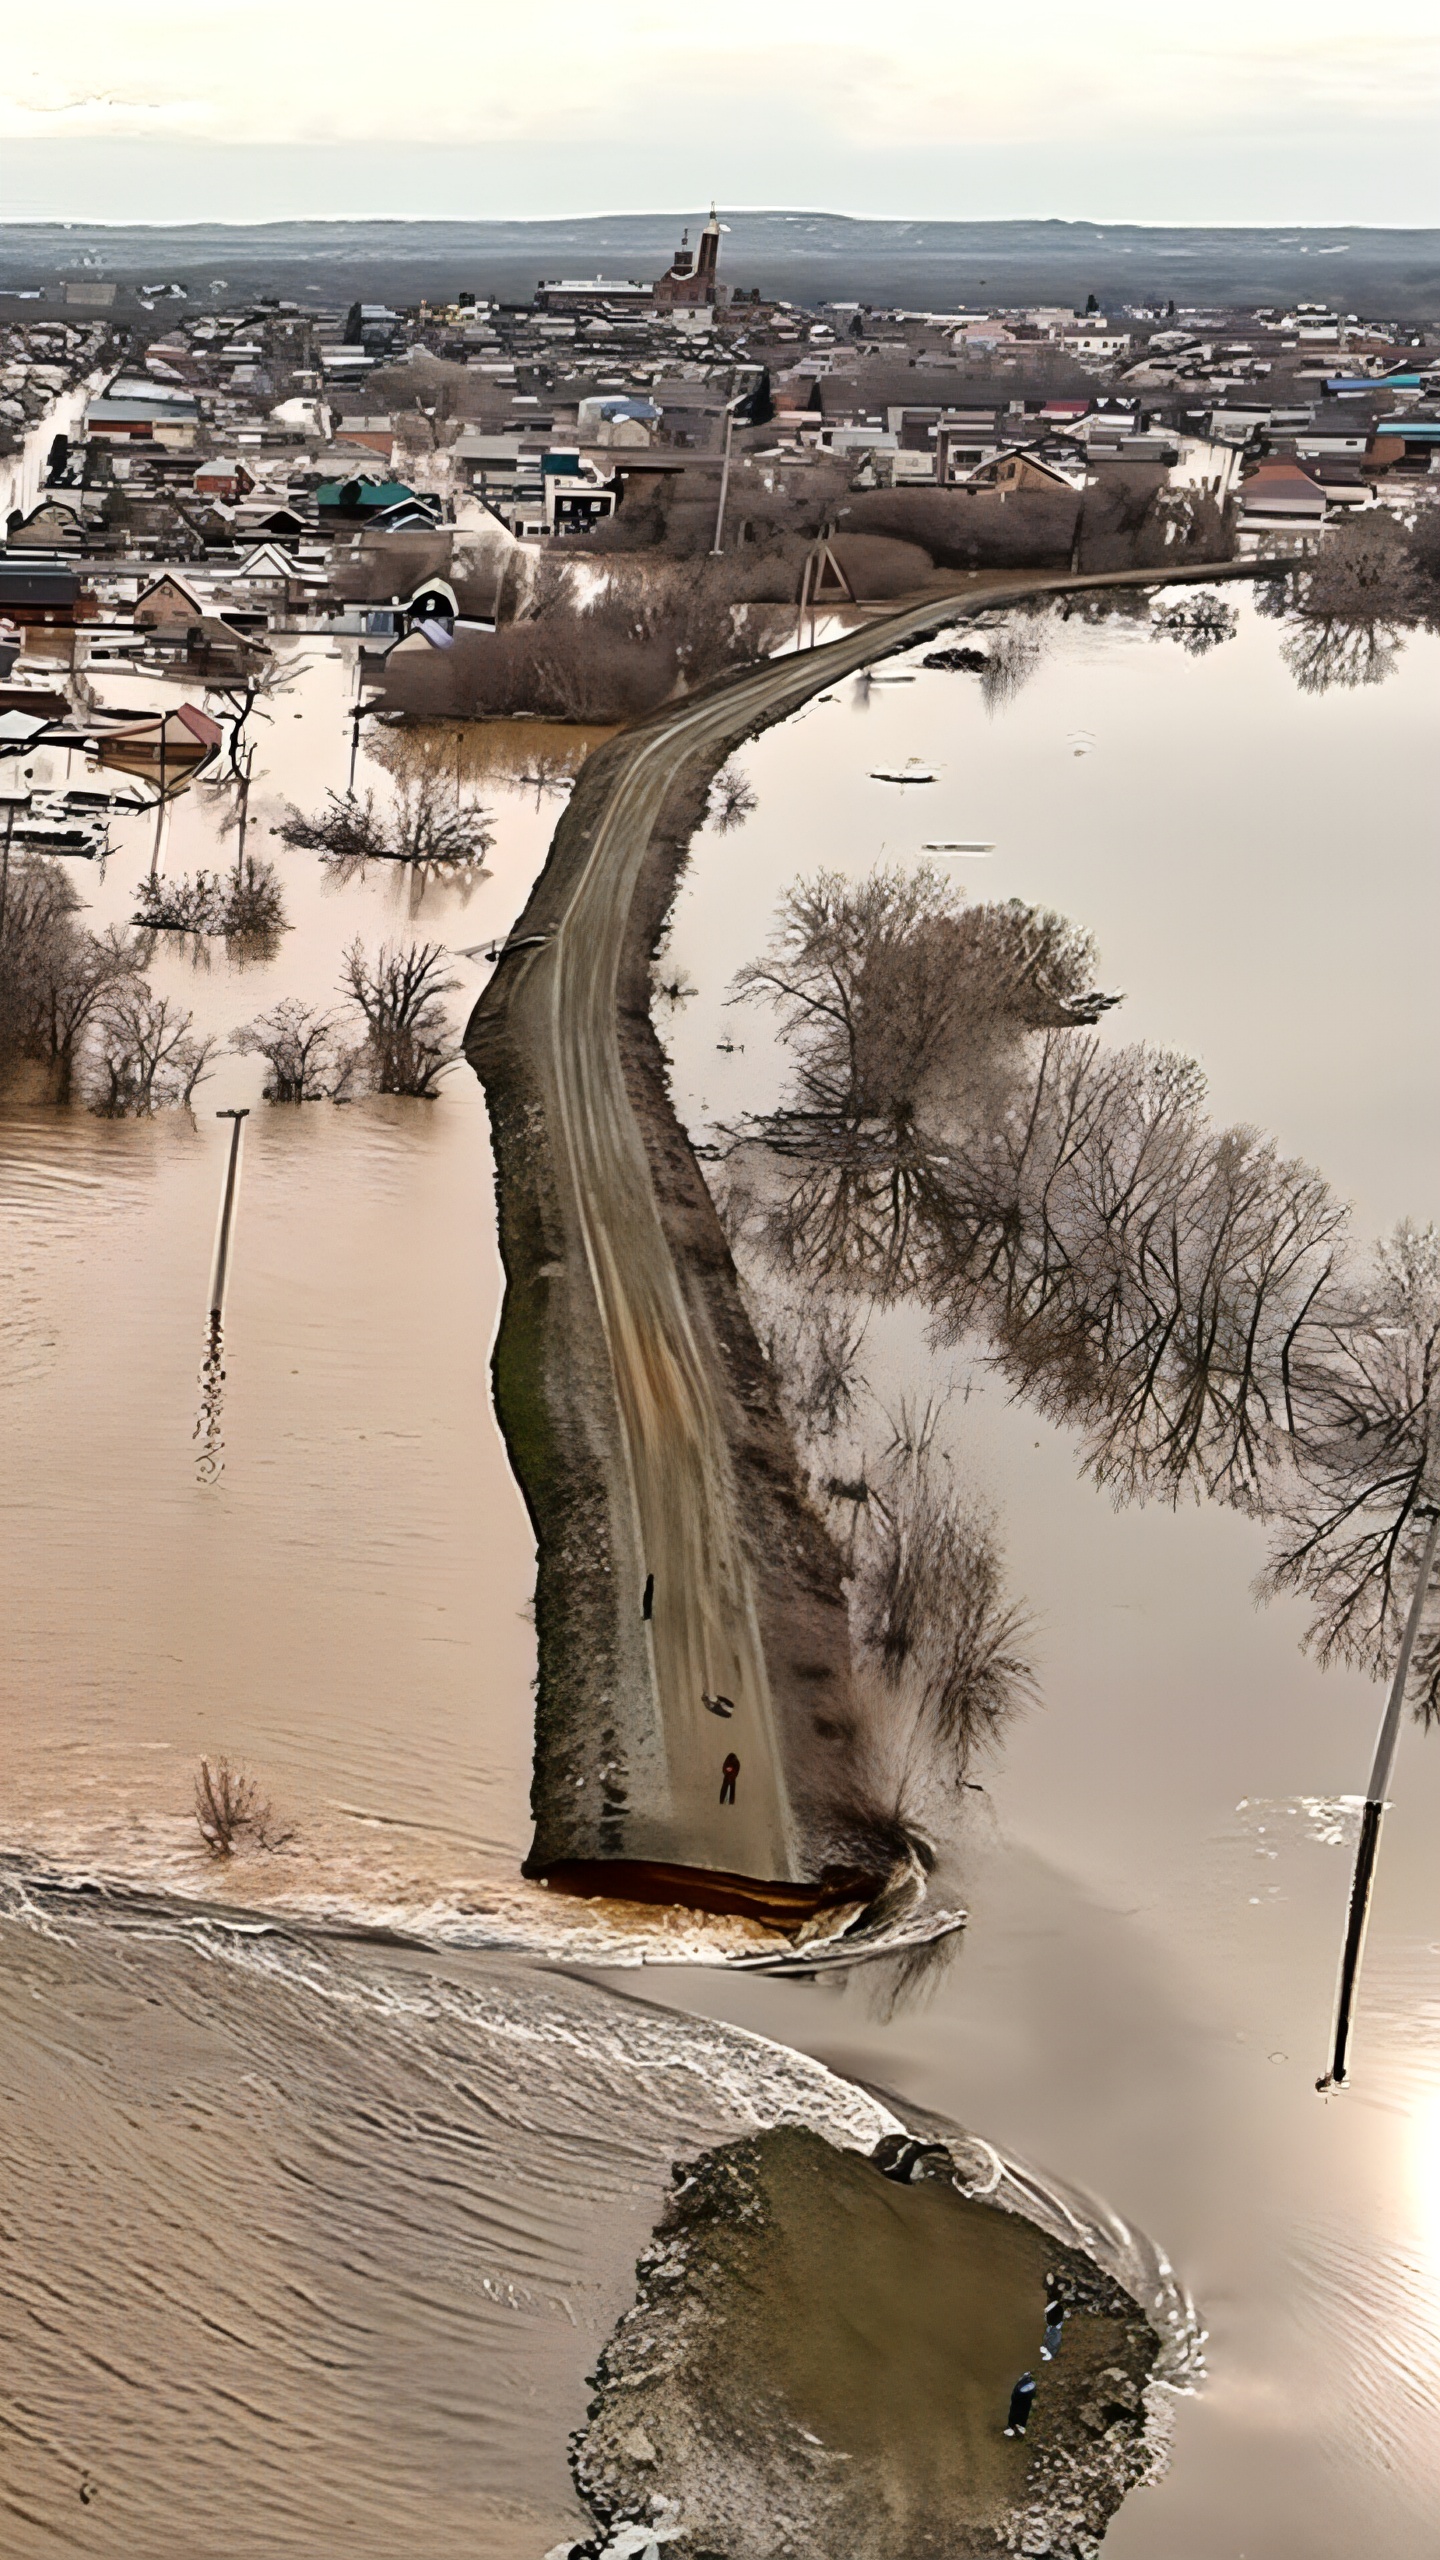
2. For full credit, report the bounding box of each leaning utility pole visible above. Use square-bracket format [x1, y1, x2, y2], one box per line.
[1318, 1504, 1440, 2091]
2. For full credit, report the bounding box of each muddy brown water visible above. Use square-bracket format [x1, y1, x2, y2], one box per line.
[2, 596, 1437, 2555]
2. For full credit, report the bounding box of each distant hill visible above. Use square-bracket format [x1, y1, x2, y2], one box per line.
[4, 215, 1440, 318]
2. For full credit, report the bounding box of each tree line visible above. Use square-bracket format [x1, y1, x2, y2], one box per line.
[0, 852, 462, 1111]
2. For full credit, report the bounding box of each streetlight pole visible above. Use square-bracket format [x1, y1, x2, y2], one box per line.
[710, 392, 748, 556]
[209, 1108, 250, 1327]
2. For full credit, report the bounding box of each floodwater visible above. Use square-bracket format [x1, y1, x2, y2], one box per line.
[3, 587, 1437, 2555]
[0, 648, 576, 1939]
[643, 585, 1440, 2556]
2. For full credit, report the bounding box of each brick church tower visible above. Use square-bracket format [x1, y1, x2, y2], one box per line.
[654, 208, 723, 312]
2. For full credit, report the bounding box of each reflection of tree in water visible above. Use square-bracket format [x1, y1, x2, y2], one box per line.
[864, 1926, 962, 2021]
[366, 717, 606, 796]
[318, 848, 494, 917]
[729, 861, 1439, 1723]
[709, 760, 758, 832]
[852, 1402, 1037, 1788]
[1269, 514, 1423, 695]
[1281, 615, 1405, 694]
[979, 614, 1049, 714]
[193, 1314, 226, 1486]
[1262, 1221, 1440, 1716]
[1151, 594, 1238, 656]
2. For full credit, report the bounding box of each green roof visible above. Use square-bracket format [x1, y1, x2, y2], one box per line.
[316, 479, 417, 508]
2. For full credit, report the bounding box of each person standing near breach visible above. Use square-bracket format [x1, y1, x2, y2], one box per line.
[719, 1753, 740, 1805]
[1004, 2371, 1037, 2438]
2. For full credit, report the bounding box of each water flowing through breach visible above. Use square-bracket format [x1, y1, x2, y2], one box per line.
[0, 1882, 1198, 2560]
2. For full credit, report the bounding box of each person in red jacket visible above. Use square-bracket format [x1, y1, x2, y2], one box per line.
[719, 1753, 740, 1804]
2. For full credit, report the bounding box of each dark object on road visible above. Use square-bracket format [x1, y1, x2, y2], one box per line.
[720, 1753, 740, 1804]
[702, 1691, 735, 1718]
[642, 1572, 654, 1620]
[923, 645, 989, 672]
[1004, 2371, 1037, 2437]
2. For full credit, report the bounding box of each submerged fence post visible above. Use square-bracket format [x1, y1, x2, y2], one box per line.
[1318, 1504, 1440, 2091]
[209, 1107, 250, 1326]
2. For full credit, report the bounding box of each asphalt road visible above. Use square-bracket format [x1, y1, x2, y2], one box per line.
[506, 561, 1263, 1884]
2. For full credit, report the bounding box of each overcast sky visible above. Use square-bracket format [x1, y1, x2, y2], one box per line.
[3, 1, 1439, 225]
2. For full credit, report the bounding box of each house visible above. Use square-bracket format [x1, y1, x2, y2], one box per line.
[541, 450, 617, 533]
[5, 496, 83, 550]
[958, 448, 1085, 496]
[1238, 459, 1327, 546]
[134, 570, 206, 629]
[224, 542, 320, 598]
[0, 562, 86, 625]
[230, 499, 311, 540]
[84, 383, 201, 446]
[576, 396, 660, 446]
[536, 278, 654, 317]
[935, 410, 1007, 482]
[1060, 325, 1133, 362]
[315, 476, 427, 527]
[193, 457, 256, 502]
[96, 703, 223, 776]
[324, 415, 394, 459]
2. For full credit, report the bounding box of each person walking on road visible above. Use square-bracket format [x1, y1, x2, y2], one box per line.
[1003, 2372, 1036, 2438]
[719, 1753, 740, 1805]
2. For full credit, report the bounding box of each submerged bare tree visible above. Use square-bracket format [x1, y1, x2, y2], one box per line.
[132, 856, 287, 947]
[232, 997, 349, 1102]
[338, 937, 459, 1096]
[1152, 594, 1238, 657]
[132, 870, 228, 934]
[90, 984, 217, 1115]
[223, 854, 287, 948]
[193, 1757, 282, 1856]
[1, 857, 141, 1099]
[731, 866, 1118, 1298]
[281, 776, 494, 868]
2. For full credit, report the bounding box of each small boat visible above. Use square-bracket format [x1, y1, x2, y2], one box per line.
[923, 840, 994, 856]
[871, 761, 936, 784]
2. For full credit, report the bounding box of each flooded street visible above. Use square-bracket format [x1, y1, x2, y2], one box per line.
[642, 587, 1440, 2554]
[3, 587, 1438, 2553]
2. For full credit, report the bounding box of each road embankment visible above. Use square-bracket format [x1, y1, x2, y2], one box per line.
[466, 558, 1270, 1925]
